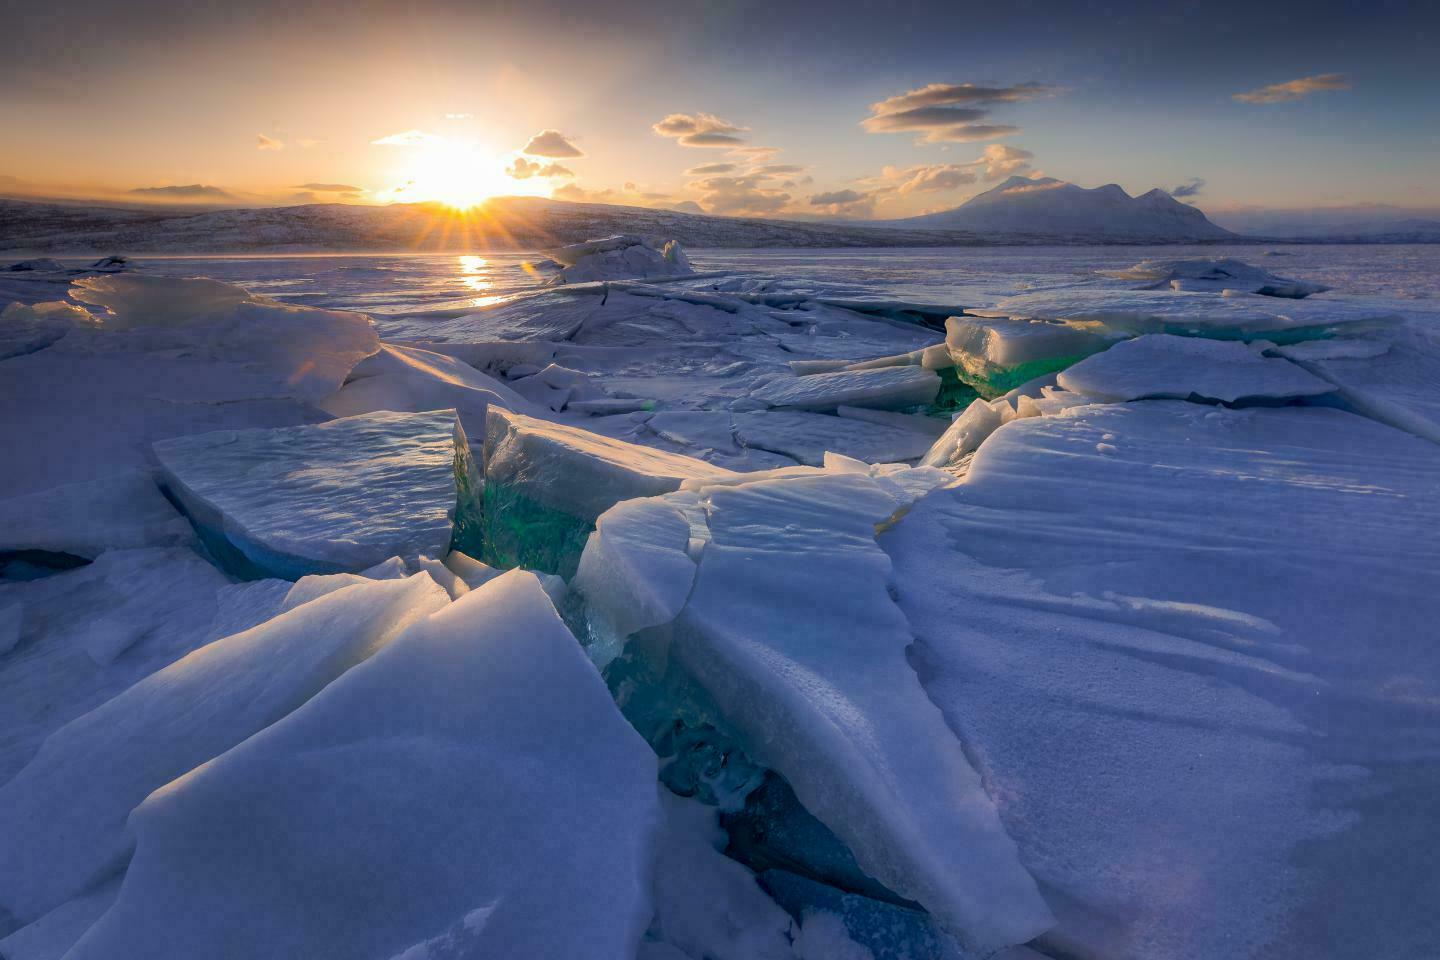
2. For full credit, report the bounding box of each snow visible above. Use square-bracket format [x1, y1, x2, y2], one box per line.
[1101, 257, 1330, 297]
[1055, 333, 1336, 403]
[0, 572, 449, 924]
[65, 571, 660, 960]
[577, 467, 1053, 955]
[154, 410, 483, 579]
[882, 401, 1440, 959]
[751, 366, 940, 411]
[482, 408, 734, 575]
[545, 235, 696, 284]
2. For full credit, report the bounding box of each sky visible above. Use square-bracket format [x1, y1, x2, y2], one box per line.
[2, 0, 1438, 221]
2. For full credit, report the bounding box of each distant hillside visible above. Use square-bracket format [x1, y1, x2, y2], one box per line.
[0, 196, 1004, 254]
[883, 176, 1235, 241]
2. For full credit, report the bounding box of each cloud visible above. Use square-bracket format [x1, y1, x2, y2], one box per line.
[975, 144, 1034, 180]
[686, 173, 789, 214]
[506, 157, 575, 179]
[752, 163, 806, 176]
[728, 145, 779, 159]
[256, 133, 283, 151]
[129, 184, 235, 200]
[863, 81, 1056, 144]
[686, 162, 737, 175]
[672, 200, 705, 214]
[553, 182, 612, 203]
[1169, 177, 1206, 198]
[295, 182, 363, 192]
[522, 129, 584, 158]
[653, 112, 748, 147]
[889, 164, 979, 194]
[809, 188, 880, 217]
[1233, 73, 1351, 104]
[371, 129, 440, 146]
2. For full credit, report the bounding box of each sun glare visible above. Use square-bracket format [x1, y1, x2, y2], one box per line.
[383, 138, 549, 210]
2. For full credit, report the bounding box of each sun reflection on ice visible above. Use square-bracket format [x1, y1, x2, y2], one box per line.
[457, 255, 505, 306]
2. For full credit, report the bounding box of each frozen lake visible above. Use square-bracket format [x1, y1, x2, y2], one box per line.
[100, 243, 1440, 322]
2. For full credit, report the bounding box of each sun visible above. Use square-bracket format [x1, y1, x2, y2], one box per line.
[384, 137, 548, 210]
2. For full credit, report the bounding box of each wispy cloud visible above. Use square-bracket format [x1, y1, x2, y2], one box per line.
[256, 133, 283, 151]
[371, 129, 440, 146]
[686, 162, 737, 175]
[1233, 73, 1351, 104]
[129, 184, 235, 200]
[521, 129, 584, 158]
[863, 82, 1057, 143]
[653, 113, 749, 148]
[1169, 177, 1206, 198]
[506, 156, 575, 179]
[295, 182, 363, 192]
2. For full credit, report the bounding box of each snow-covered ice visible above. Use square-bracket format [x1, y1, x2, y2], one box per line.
[63, 571, 660, 960]
[544, 234, 695, 284]
[154, 410, 483, 579]
[1101, 256, 1330, 297]
[752, 365, 940, 411]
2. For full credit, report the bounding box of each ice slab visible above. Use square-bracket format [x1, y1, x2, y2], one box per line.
[546, 235, 695, 284]
[0, 300, 97, 359]
[977, 288, 1402, 341]
[66, 571, 659, 960]
[318, 342, 528, 438]
[1286, 327, 1440, 444]
[577, 468, 1053, 954]
[921, 397, 1020, 470]
[0, 573, 448, 924]
[942, 315, 1114, 398]
[733, 411, 935, 466]
[1101, 257, 1330, 298]
[154, 410, 484, 579]
[752, 366, 939, 412]
[0, 471, 193, 559]
[883, 401, 1440, 959]
[1056, 334, 1336, 403]
[483, 408, 733, 576]
[0, 549, 253, 783]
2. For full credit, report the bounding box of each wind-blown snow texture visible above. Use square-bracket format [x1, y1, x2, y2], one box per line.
[1, 244, 1437, 960]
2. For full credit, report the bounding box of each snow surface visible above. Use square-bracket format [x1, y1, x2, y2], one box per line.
[154, 410, 482, 579]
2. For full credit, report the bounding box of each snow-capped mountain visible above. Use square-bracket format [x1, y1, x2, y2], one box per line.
[888, 176, 1235, 241]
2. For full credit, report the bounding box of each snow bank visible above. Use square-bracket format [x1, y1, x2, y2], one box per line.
[66, 571, 659, 960]
[154, 410, 483, 579]
[884, 401, 1440, 958]
[0, 573, 449, 923]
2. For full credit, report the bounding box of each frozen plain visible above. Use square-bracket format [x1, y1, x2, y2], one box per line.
[0, 239, 1437, 960]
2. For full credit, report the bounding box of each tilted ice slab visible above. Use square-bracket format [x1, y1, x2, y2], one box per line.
[751, 366, 940, 412]
[574, 468, 1054, 956]
[317, 341, 528, 439]
[943, 315, 1114, 397]
[1100, 257, 1330, 298]
[1056, 334, 1335, 403]
[733, 411, 936, 466]
[546, 234, 695, 285]
[64, 572, 659, 960]
[1281, 326, 1440, 445]
[154, 410, 483, 579]
[0, 471, 193, 559]
[0, 573, 449, 924]
[482, 408, 734, 576]
[976, 288, 1402, 341]
[0, 300, 97, 359]
[883, 401, 1440, 959]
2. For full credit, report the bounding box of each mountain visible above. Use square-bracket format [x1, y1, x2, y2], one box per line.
[0, 195, 1007, 255]
[885, 176, 1235, 241]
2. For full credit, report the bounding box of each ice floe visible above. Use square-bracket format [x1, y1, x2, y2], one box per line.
[544, 234, 695, 284]
[1101, 256, 1330, 298]
[154, 410, 483, 579]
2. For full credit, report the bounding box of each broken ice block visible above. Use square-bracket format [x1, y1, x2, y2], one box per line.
[154, 410, 484, 580]
[733, 411, 935, 466]
[942, 315, 1113, 398]
[1101, 257, 1330, 298]
[482, 408, 733, 577]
